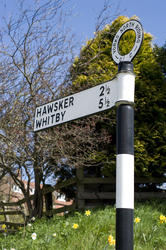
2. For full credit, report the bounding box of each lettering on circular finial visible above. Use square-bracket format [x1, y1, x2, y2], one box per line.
[111, 19, 143, 64]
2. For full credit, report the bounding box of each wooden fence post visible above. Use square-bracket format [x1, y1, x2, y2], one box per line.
[2, 203, 7, 222]
[76, 167, 85, 209]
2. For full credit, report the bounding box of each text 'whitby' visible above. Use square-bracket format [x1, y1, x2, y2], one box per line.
[35, 96, 74, 129]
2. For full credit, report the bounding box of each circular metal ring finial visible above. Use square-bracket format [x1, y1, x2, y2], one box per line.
[111, 19, 144, 64]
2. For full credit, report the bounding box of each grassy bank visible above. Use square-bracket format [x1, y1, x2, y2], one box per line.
[0, 199, 166, 249]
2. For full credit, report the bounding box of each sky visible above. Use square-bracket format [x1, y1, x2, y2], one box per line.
[0, 1, 165, 186]
[68, 0, 166, 47]
[0, 0, 165, 48]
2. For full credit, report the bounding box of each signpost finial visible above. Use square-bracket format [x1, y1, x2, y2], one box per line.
[111, 19, 144, 65]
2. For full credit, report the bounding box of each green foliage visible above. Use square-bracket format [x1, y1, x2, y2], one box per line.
[70, 16, 166, 179]
[0, 200, 166, 249]
[154, 42, 166, 76]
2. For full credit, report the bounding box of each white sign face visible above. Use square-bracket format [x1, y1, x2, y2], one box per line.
[112, 19, 143, 64]
[34, 79, 117, 131]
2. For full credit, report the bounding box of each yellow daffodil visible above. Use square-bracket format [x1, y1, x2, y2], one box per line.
[1, 224, 6, 230]
[72, 223, 79, 229]
[111, 239, 116, 246]
[108, 235, 116, 246]
[159, 214, 166, 224]
[85, 210, 91, 216]
[108, 234, 113, 242]
[134, 217, 141, 223]
[160, 215, 165, 220]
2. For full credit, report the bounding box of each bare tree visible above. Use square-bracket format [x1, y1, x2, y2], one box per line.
[0, 0, 119, 217]
[0, 0, 75, 218]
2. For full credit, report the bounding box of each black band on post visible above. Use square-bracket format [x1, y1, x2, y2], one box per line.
[116, 208, 134, 250]
[118, 62, 134, 73]
[116, 104, 134, 155]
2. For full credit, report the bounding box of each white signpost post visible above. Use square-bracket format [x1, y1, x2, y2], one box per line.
[34, 19, 143, 250]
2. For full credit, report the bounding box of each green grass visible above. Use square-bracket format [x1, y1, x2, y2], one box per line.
[0, 199, 166, 250]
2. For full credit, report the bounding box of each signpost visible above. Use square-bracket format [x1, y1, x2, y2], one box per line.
[34, 73, 135, 132]
[112, 19, 143, 250]
[34, 79, 117, 132]
[34, 19, 144, 250]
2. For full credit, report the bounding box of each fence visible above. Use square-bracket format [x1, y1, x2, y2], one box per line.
[76, 167, 166, 209]
[0, 172, 165, 233]
[0, 199, 27, 233]
[0, 178, 76, 233]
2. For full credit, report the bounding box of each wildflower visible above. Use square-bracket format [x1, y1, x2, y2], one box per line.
[159, 214, 166, 224]
[85, 210, 91, 216]
[52, 233, 57, 237]
[134, 217, 141, 223]
[31, 232, 37, 240]
[108, 234, 113, 242]
[31, 217, 35, 221]
[111, 239, 116, 246]
[72, 223, 79, 229]
[11, 248, 16, 250]
[1, 224, 6, 230]
[108, 235, 116, 246]
[64, 221, 69, 227]
[28, 223, 32, 227]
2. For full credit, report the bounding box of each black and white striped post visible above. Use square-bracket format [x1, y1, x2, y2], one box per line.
[111, 20, 143, 250]
[116, 62, 134, 250]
